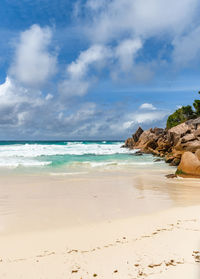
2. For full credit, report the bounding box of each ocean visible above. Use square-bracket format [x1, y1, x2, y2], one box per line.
[0, 141, 165, 173]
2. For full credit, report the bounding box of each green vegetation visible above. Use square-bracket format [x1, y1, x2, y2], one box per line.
[175, 169, 186, 176]
[166, 91, 200, 129]
[193, 100, 200, 115]
[166, 105, 195, 129]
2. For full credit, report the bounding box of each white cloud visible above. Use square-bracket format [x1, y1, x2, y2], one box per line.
[68, 0, 199, 93]
[0, 76, 44, 128]
[140, 103, 156, 110]
[84, 0, 199, 43]
[0, 75, 170, 139]
[0, 3, 199, 139]
[59, 44, 111, 97]
[0, 76, 41, 106]
[67, 44, 110, 79]
[80, 0, 200, 79]
[123, 109, 169, 129]
[10, 24, 57, 87]
[62, 102, 96, 123]
[85, 0, 107, 11]
[45, 93, 53, 101]
[17, 111, 29, 126]
[59, 77, 90, 98]
[134, 111, 168, 124]
[172, 26, 200, 67]
[59, 38, 144, 97]
[115, 38, 142, 72]
[0, 24, 58, 132]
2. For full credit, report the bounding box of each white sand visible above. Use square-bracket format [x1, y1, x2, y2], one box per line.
[0, 169, 200, 278]
[0, 206, 200, 279]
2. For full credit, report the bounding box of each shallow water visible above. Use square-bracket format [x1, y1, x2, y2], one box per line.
[0, 166, 200, 235]
[0, 140, 161, 172]
[0, 141, 200, 235]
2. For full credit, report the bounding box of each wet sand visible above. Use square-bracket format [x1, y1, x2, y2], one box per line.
[0, 167, 200, 278]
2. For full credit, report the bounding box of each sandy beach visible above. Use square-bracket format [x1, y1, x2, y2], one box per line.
[0, 168, 200, 279]
[1, 0, 200, 277]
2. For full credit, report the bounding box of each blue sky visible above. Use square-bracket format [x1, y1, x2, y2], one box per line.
[0, 0, 200, 140]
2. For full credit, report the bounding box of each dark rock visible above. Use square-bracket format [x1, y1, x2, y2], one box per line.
[146, 139, 158, 150]
[165, 155, 174, 163]
[153, 158, 163, 162]
[133, 151, 143, 156]
[132, 127, 143, 143]
[150, 127, 165, 136]
[170, 158, 181, 166]
[149, 148, 160, 156]
[165, 174, 177, 179]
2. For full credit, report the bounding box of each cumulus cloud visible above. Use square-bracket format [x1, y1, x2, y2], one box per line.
[59, 37, 145, 97]
[85, 0, 107, 11]
[10, 24, 57, 88]
[0, 25, 60, 137]
[68, 0, 200, 91]
[68, 45, 110, 78]
[172, 26, 200, 68]
[0, 76, 43, 128]
[57, 103, 169, 139]
[115, 38, 142, 72]
[59, 44, 111, 97]
[0, 73, 169, 139]
[122, 110, 169, 130]
[0, 76, 42, 107]
[133, 111, 168, 124]
[1, 0, 199, 139]
[84, 0, 199, 43]
[139, 103, 156, 110]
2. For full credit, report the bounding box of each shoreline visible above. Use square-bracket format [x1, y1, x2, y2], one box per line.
[1, 165, 200, 234]
[0, 166, 200, 278]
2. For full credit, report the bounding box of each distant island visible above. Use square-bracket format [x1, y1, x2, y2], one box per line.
[123, 91, 200, 178]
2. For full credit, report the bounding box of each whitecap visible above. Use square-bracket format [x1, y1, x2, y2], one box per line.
[0, 157, 51, 168]
[0, 142, 136, 157]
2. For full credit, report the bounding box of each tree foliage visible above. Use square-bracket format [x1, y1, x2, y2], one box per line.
[166, 91, 200, 129]
[166, 105, 195, 129]
[193, 92, 200, 116]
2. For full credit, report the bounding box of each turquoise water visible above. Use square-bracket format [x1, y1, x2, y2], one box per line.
[0, 141, 166, 173]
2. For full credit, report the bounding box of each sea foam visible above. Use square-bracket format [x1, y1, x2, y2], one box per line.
[0, 142, 134, 157]
[0, 141, 137, 168]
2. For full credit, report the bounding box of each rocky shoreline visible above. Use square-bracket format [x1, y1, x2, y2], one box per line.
[123, 117, 200, 177]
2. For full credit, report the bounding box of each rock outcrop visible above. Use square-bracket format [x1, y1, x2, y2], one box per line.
[132, 126, 144, 143]
[177, 151, 200, 177]
[123, 117, 200, 175]
[123, 126, 143, 148]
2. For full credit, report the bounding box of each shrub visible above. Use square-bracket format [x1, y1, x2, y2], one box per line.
[166, 105, 195, 129]
[193, 98, 200, 116]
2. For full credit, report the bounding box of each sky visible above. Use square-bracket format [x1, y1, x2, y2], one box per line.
[0, 0, 200, 140]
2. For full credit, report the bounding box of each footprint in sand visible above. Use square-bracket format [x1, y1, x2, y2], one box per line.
[148, 263, 162, 268]
[192, 251, 200, 263]
[68, 249, 78, 254]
